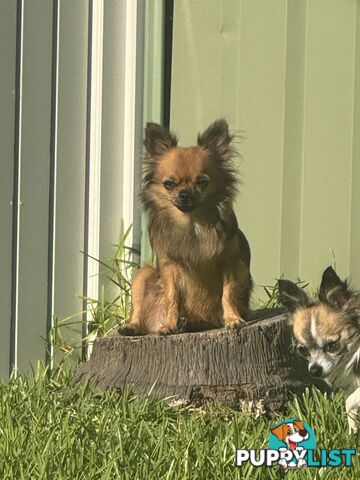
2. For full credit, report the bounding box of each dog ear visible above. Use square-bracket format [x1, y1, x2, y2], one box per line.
[319, 266, 352, 310]
[271, 423, 287, 442]
[144, 122, 178, 160]
[278, 279, 309, 313]
[197, 119, 235, 161]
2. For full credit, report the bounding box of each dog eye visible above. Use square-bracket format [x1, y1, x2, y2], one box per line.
[297, 345, 309, 358]
[196, 176, 209, 186]
[323, 340, 339, 353]
[163, 180, 176, 190]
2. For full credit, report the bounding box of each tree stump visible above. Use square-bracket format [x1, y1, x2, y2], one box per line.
[73, 310, 329, 415]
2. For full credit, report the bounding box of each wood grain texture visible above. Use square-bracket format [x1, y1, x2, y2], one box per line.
[73, 312, 329, 415]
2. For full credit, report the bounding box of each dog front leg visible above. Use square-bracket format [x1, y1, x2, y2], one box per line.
[346, 387, 360, 434]
[119, 265, 157, 336]
[157, 263, 179, 335]
[222, 266, 247, 330]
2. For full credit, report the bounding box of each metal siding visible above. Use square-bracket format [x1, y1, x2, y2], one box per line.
[171, 0, 222, 143]
[99, 0, 145, 289]
[141, 0, 165, 265]
[171, 0, 288, 291]
[0, 1, 17, 376]
[144, 0, 164, 124]
[299, 0, 355, 284]
[83, 0, 104, 347]
[280, 0, 307, 279]
[350, 1, 360, 286]
[99, 0, 127, 298]
[232, 0, 288, 288]
[53, 0, 89, 361]
[47, 0, 60, 367]
[171, 0, 360, 292]
[5, 1, 359, 368]
[17, 0, 53, 372]
[10, 0, 23, 373]
[0, 0, 146, 372]
[133, 1, 146, 259]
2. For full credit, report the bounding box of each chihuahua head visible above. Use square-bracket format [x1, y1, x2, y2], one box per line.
[141, 119, 238, 213]
[278, 267, 360, 381]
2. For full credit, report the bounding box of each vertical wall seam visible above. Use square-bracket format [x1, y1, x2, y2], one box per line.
[122, 0, 138, 248]
[82, 0, 94, 355]
[236, 0, 243, 125]
[133, 0, 145, 261]
[141, 0, 164, 265]
[10, 0, 24, 376]
[298, 0, 309, 279]
[84, 0, 104, 357]
[349, 0, 359, 279]
[281, 0, 307, 279]
[47, 0, 60, 369]
[279, 0, 289, 277]
[163, 0, 174, 128]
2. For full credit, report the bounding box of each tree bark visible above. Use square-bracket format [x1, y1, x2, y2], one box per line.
[73, 310, 329, 415]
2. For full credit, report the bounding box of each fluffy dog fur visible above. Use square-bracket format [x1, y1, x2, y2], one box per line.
[119, 119, 252, 336]
[278, 267, 360, 433]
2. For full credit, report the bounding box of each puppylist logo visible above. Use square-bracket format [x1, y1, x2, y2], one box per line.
[236, 418, 356, 469]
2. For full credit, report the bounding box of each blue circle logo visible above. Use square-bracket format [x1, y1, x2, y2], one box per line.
[268, 419, 316, 467]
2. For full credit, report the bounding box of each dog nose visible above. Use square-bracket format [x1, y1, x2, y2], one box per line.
[309, 364, 323, 377]
[179, 189, 191, 202]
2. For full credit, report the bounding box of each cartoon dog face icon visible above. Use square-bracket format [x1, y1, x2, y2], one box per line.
[271, 420, 309, 450]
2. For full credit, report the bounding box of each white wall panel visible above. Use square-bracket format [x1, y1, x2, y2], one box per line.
[0, 0, 147, 373]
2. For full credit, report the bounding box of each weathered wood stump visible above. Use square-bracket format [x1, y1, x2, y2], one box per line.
[73, 310, 329, 415]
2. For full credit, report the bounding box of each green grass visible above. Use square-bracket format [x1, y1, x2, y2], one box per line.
[48, 227, 139, 368]
[32, 236, 355, 478]
[0, 371, 358, 479]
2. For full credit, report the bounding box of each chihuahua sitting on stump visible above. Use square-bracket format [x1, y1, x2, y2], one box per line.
[119, 119, 252, 336]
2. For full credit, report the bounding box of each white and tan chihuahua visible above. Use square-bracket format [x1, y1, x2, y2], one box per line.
[279, 266, 360, 434]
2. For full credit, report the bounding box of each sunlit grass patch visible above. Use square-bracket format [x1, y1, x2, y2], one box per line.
[0, 370, 358, 480]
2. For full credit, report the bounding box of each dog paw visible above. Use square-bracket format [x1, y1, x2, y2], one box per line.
[156, 326, 177, 336]
[118, 324, 141, 336]
[224, 317, 246, 330]
[177, 317, 188, 333]
[346, 390, 360, 434]
[347, 416, 358, 435]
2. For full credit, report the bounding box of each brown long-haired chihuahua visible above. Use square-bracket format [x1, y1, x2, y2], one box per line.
[119, 119, 252, 335]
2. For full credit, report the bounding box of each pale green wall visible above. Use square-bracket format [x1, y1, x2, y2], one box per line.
[142, 0, 165, 265]
[170, 0, 360, 296]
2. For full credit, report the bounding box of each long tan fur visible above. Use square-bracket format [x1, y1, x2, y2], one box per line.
[120, 119, 252, 335]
